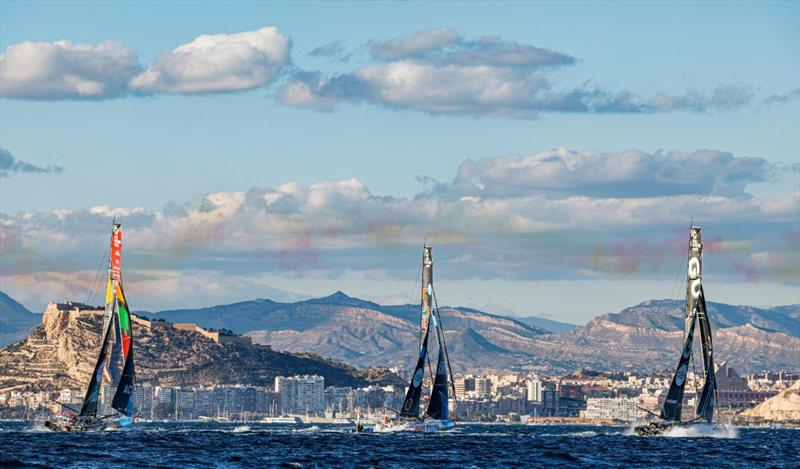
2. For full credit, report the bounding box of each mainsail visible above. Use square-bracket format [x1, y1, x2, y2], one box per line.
[79, 308, 115, 417]
[660, 310, 697, 421]
[400, 327, 430, 418]
[400, 246, 434, 418]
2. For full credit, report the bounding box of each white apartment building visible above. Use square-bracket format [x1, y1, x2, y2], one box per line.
[582, 397, 639, 422]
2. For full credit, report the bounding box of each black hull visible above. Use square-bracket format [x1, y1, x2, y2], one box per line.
[634, 421, 674, 436]
[44, 417, 107, 432]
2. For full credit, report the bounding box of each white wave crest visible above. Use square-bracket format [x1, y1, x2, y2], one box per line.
[664, 423, 738, 438]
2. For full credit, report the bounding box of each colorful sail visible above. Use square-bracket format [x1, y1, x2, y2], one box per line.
[109, 225, 136, 417]
[425, 319, 449, 420]
[111, 344, 136, 415]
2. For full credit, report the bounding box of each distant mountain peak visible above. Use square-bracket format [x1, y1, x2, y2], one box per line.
[308, 291, 378, 309]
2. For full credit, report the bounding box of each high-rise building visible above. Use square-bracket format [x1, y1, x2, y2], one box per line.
[526, 379, 542, 402]
[582, 397, 638, 422]
[475, 378, 492, 398]
[275, 375, 325, 414]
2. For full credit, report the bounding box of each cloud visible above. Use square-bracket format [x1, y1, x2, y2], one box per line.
[434, 148, 774, 199]
[764, 87, 800, 106]
[0, 147, 64, 177]
[280, 28, 756, 118]
[308, 41, 351, 62]
[0, 40, 141, 100]
[2, 148, 797, 302]
[369, 28, 574, 68]
[129, 26, 290, 94]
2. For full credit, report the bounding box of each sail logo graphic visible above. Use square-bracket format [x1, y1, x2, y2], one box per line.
[111, 229, 122, 281]
[688, 257, 701, 299]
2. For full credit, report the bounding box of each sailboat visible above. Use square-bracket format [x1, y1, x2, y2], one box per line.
[46, 222, 137, 432]
[634, 226, 716, 436]
[369, 245, 456, 433]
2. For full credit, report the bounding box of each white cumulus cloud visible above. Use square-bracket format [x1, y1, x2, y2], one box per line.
[0, 40, 141, 100]
[129, 26, 290, 94]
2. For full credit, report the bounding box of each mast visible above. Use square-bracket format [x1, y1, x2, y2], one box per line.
[110, 224, 136, 416]
[660, 226, 703, 422]
[420, 246, 433, 346]
[692, 226, 715, 422]
[79, 224, 120, 417]
[399, 245, 434, 419]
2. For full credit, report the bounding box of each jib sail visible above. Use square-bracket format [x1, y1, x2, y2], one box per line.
[111, 281, 136, 416]
[695, 286, 715, 422]
[425, 321, 449, 421]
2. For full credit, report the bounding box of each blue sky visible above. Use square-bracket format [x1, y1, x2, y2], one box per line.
[1, 1, 798, 321]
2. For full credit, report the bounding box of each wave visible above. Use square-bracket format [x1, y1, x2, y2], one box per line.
[664, 424, 738, 438]
[232, 425, 251, 433]
[624, 423, 738, 438]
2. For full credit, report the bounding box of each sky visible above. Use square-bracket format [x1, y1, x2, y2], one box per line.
[1, 1, 798, 323]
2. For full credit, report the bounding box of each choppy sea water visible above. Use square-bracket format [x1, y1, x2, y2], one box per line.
[1, 421, 798, 468]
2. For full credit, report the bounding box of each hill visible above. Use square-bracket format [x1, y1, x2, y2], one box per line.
[154, 291, 549, 372]
[740, 380, 800, 423]
[151, 293, 800, 374]
[0, 304, 400, 393]
[0, 291, 40, 348]
[516, 316, 580, 333]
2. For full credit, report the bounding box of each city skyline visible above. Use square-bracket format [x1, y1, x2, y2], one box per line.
[1, 1, 798, 322]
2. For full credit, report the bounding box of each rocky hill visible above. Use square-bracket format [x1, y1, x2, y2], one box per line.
[0, 291, 40, 348]
[531, 300, 800, 373]
[740, 380, 800, 423]
[154, 291, 549, 371]
[0, 305, 400, 393]
[151, 293, 800, 374]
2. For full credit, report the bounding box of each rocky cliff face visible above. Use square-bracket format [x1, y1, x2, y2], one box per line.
[0, 306, 400, 393]
[741, 380, 800, 423]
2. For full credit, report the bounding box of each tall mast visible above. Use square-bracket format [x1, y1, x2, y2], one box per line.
[399, 245, 434, 419]
[79, 223, 120, 417]
[659, 225, 702, 422]
[692, 227, 716, 422]
[420, 246, 433, 346]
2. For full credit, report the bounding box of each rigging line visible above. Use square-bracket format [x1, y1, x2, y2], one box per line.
[431, 287, 458, 406]
[86, 244, 109, 307]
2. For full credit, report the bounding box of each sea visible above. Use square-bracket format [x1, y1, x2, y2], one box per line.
[0, 421, 798, 468]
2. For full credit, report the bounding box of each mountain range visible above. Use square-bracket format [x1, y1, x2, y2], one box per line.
[2, 290, 798, 375]
[148, 291, 800, 374]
